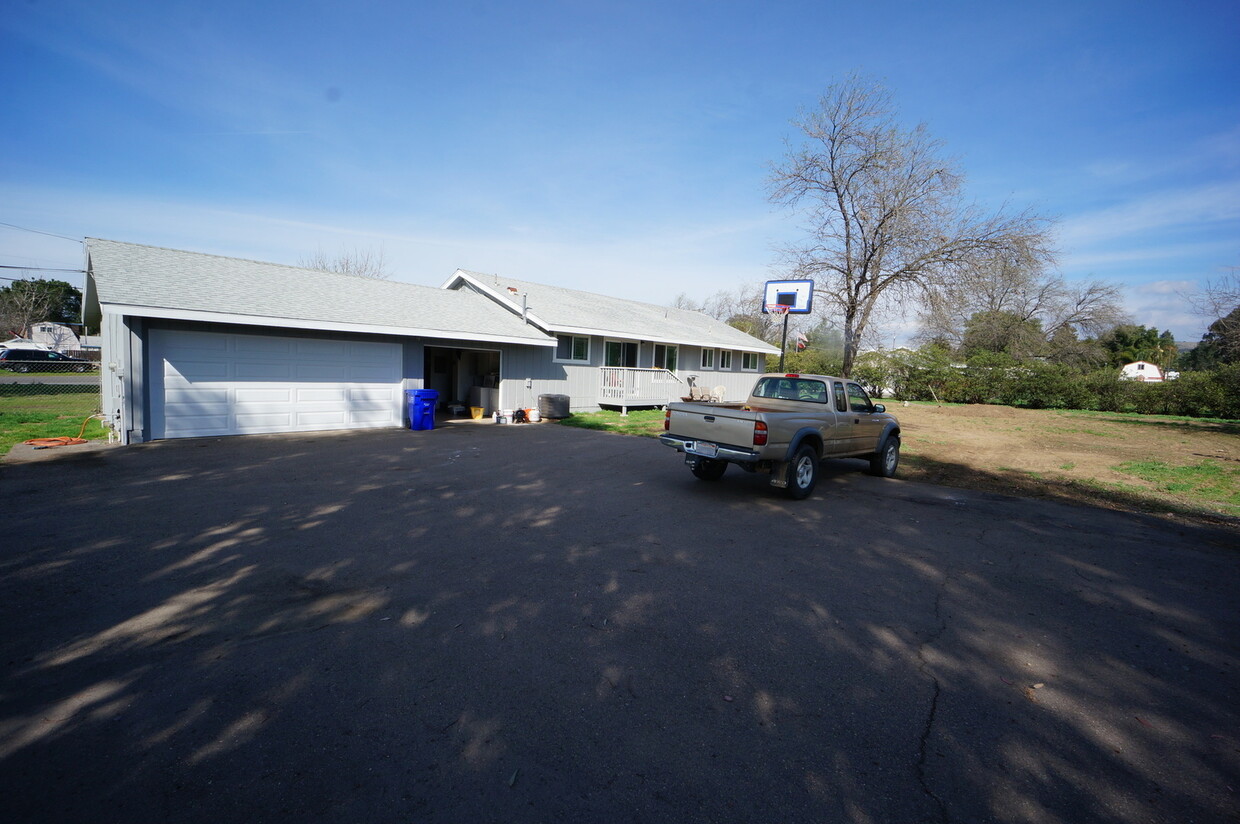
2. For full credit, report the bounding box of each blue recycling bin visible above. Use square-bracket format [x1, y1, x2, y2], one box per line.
[407, 389, 439, 431]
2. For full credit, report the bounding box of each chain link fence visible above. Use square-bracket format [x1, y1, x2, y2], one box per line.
[1, 357, 105, 451]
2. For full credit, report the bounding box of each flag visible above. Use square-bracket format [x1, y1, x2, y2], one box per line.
[795, 331, 808, 351]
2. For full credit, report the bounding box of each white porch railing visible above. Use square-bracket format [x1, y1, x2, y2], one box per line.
[598, 367, 683, 414]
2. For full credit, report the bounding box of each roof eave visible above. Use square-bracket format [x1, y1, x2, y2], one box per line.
[99, 303, 557, 347]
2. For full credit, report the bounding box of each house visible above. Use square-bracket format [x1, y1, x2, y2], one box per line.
[29, 321, 81, 352]
[84, 239, 779, 443]
[1120, 361, 1164, 382]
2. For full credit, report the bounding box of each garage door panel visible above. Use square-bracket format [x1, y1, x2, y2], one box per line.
[165, 413, 232, 435]
[235, 388, 293, 404]
[168, 360, 231, 381]
[296, 387, 348, 403]
[235, 361, 294, 380]
[236, 412, 297, 430]
[296, 339, 351, 359]
[151, 329, 404, 439]
[295, 410, 348, 427]
[164, 331, 230, 353]
[165, 387, 230, 405]
[350, 408, 401, 423]
[234, 338, 292, 357]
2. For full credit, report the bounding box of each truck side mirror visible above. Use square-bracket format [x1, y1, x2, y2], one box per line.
[873, 403, 885, 413]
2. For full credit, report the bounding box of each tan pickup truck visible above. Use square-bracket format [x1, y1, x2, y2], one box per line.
[660, 373, 901, 499]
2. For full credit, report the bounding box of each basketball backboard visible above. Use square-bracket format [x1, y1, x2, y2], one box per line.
[762, 279, 813, 314]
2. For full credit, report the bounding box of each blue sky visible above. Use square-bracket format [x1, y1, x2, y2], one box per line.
[2, 0, 1237, 344]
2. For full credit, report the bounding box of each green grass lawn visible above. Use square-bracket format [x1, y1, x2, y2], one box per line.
[1111, 459, 1240, 515]
[0, 385, 105, 455]
[557, 408, 667, 437]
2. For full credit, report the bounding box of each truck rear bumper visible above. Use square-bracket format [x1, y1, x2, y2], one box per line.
[659, 434, 761, 463]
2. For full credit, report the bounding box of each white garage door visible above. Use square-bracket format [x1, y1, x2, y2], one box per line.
[149, 328, 404, 439]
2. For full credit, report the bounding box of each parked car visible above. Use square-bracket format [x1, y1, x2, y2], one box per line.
[0, 348, 95, 373]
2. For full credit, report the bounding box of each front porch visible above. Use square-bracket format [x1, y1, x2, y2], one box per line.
[598, 367, 685, 414]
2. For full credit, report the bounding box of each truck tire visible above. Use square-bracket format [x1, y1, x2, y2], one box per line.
[869, 435, 900, 478]
[691, 458, 728, 481]
[784, 444, 819, 499]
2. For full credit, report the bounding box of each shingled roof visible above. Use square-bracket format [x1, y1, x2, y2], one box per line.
[85, 239, 555, 346]
[445, 270, 780, 354]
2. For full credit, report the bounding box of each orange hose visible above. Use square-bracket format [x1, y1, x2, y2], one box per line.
[24, 416, 95, 448]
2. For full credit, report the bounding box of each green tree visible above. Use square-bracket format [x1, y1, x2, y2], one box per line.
[959, 310, 1045, 359]
[0, 278, 83, 337]
[1179, 306, 1240, 370]
[1099, 325, 1177, 370]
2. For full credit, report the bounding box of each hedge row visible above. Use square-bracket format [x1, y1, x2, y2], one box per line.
[877, 362, 1240, 420]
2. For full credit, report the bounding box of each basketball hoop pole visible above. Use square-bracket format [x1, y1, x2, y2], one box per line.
[780, 311, 790, 371]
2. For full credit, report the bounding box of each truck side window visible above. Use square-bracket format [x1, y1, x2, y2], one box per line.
[833, 382, 847, 412]
[846, 383, 872, 413]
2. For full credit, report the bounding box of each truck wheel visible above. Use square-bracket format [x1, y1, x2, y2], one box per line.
[869, 436, 900, 478]
[691, 458, 727, 481]
[784, 444, 819, 499]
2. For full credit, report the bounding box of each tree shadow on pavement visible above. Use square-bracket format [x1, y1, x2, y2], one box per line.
[1, 425, 1237, 823]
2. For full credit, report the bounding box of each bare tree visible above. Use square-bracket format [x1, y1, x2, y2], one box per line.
[0, 279, 56, 339]
[769, 75, 1056, 375]
[917, 251, 1126, 350]
[299, 246, 391, 280]
[1188, 267, 1240, 359]
[671, 284, 788, 343]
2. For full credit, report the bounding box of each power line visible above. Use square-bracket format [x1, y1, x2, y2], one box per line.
[0, 265, 86, 274]
[0, 222, 82, 243]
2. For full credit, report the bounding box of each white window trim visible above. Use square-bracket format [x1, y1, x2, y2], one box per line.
[741, 352, 760, 371]
[654, 343, 679, 372]
[603, 338, 640, 368]
[700, 348, 715, 370]
[554, 334, 591, 364]
[719, 350, 733, 370]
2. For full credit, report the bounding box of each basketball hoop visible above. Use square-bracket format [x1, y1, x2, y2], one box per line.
[765, 303, 791, 316]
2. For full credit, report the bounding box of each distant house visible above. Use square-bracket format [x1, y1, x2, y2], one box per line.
[1120, 361, 1164, 382]
[85, 239, 779, 443]
[28, 322, 81, 352]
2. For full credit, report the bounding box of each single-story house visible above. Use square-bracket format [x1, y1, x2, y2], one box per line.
[84, 239, 779, 443]
[29, 321, 81, 352]
[1120, 361, 1164, 382]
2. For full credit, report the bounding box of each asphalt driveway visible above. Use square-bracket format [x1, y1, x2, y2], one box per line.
[1, 423, 1237, 823]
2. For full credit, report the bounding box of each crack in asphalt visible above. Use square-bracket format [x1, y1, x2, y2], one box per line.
[915, 570, 952, 824]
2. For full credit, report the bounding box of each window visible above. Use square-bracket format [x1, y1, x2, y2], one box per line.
[719, 350, 732, 370]
[555, 335, 590, 363]
[654, 344, 678, 372]
[742, 352, 760, 371]
[846, 382, 873, 413]
[833, 381, 847, 412]
[752, 376, 828, 403]
[605, 340, 638, 367]
[700, 348, 715, 369]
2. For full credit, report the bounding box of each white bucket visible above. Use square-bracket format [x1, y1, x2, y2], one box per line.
[526, 408, 540, 422]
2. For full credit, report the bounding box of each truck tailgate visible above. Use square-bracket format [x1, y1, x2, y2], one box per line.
[667, 403, 757, 449]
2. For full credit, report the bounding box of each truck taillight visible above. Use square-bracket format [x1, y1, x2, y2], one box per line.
[753, 420, 768, 446]
[664, 408, 671, 431]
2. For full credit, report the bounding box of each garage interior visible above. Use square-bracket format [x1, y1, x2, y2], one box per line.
[424, 346, 501, 416]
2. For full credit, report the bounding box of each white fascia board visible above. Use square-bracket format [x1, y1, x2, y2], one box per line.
[101, 303, 557, 347]
[441, 271, 554, 333]
[548, 322, 779, 354]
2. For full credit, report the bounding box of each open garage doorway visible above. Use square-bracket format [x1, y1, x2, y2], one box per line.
[424, 346, 501, 416]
